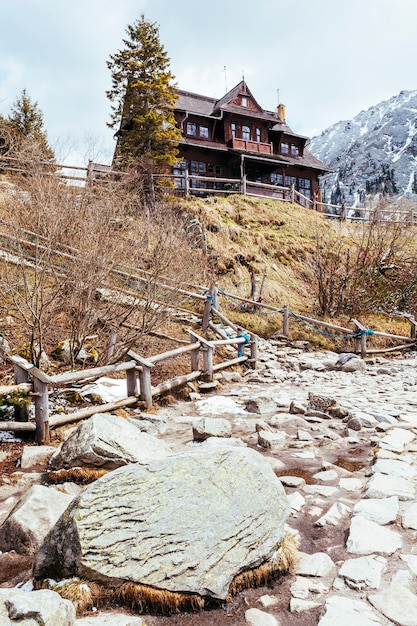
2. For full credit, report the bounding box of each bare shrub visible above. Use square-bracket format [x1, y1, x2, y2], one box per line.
[308, 198, 417, 317]
[0, 142, 206, 366]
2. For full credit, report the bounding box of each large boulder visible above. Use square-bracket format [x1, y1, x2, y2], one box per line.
[0, 588, 75, 625]
[49, 413, 172, 470]
[0, 485, 74, 555]
[34, 447, 289, 600]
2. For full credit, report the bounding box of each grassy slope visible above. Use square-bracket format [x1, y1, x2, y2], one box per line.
[179, 194, 415, 348]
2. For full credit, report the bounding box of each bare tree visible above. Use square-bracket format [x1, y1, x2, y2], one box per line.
[0, 144, 205, 366]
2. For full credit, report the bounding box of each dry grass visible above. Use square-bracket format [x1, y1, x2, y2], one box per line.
[116, 581, 205, 614]
[45, 467, 110, 484]
[34, 533, 298, 617]
[227, 531, 298, 599]
[35, 578, 107, 615]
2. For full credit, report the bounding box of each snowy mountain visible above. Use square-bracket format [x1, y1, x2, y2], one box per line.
[309, 90, 417, 207]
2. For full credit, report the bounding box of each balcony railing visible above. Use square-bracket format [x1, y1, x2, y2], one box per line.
[231, 138, 272, 155]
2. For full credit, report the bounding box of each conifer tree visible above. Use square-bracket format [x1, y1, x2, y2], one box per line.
[6, 89, 55, 160]
[106, 15, 181, 175]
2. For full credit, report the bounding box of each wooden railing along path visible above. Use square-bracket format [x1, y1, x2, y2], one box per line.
[0, 329, 258, 444]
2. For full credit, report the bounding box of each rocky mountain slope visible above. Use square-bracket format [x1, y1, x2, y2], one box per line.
[309, 89, 417, 207]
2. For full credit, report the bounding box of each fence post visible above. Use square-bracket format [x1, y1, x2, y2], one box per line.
[410, 316, 417, 341]
[106, 329, 118, 364]
[291, 184, 295, 204]
[283, 304, 289, 336]
[32, 371, 50, 444]
[127, 351, 154, 409]
[190, 332, 200, 371]
[249, 333, 258, 369]
[202, 344, 214, 382]
[241, 174, 247, 196]
[184, 169, 190, 197]
[139, 365, 153, 409]
[126, 368, 138, 397]
[202, 284, 217, 333]
[13, 362, 30, 423]
[352, 319, 367, 357]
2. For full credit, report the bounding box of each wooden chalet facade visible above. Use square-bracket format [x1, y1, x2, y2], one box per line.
[172, 81, 331, 200]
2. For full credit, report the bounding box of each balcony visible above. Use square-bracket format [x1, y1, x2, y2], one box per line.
[231, 137, 272, 155]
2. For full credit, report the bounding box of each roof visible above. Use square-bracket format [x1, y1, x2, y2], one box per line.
[176, 81, 299, 134]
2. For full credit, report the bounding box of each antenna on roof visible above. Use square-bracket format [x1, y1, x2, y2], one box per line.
[277, 89, 280, 105]
[223, 66, 228, 92]
[242, 70, 245, 84]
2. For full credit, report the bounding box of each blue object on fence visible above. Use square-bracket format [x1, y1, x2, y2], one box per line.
[237, 332, 250, 357]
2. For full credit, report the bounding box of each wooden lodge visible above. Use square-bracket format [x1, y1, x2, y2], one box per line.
[172, 80, 331, 199]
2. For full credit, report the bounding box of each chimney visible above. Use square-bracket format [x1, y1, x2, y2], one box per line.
[277, 103, 286, 122]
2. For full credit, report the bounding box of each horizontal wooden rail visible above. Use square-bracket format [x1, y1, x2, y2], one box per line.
[0, 382, 32, 396]
[148, 342, 201, 364]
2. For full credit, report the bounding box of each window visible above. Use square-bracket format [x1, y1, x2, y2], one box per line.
[285, 176, 297, 186]
[241, 96, 248, 107]
[298, 178, 311, 189]
[270, 173, 283, 185]
[186, 122, 197, 136]
[291, 144, 300, 157]
[256, 128, 261, 142]
[231, 123, 236, 138]
[199, 125, 209, 139]
[242, 125, 251, 141]
[281, 142, 289, 155]
[190, 160, 206, 174]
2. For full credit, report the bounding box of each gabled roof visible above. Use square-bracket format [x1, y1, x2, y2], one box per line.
[175, 81, 297, 133]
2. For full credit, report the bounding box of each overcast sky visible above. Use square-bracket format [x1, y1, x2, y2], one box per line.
[1, 0, 416, 165]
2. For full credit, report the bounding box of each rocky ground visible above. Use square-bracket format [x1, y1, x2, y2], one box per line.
[2, 338, 417, 625]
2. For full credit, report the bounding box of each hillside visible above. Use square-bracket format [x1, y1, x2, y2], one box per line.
[0, 174, 416, 363]
[309, 89, 417, 207]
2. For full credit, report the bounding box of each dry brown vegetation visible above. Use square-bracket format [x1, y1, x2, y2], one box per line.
[1, 153, 417, 365]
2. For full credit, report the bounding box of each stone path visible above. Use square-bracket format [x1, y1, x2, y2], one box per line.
[153, 339, 417, 625]
[3, 338, 417, 625]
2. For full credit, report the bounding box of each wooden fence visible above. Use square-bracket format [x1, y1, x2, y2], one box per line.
[3, 154, 415, 226]
[1, 329, 257, 444]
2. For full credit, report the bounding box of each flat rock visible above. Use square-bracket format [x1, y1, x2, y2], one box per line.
[353, 496, 399, 525]
[290, 597, 322, 612]
[314, 502, 351, 527]
[295, 552, 336, 577]
[245, 607, 280, 625]
[401, 502, 417, 529]
[34, 446, 289, 601]
[20, 445, 56, 469]
[346, 515, 403, 555]
[369, 583, 417, 626]
[192, 417, 231, 441]
[76, 614, 145, 625]
[338, 555, 387, 589]
[0, 484, 73, 554]
[0, 588, 75, 625]
[49, 413, 172, 470]
[245, 396, 277, 414]
[365, 473, 415, 500]
[379, 428, 415, 453]
[372, 458, 417, 479]
[318, 595, 383, 625]
[257, 430, 286, 449]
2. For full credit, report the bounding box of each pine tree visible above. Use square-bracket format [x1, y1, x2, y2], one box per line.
[106, 15, 181, 174]
[7, 89, 55, 160]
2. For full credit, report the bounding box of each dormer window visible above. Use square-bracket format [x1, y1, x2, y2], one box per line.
[256, 128, 261, 142]
[186, 122, 197, 136]
[291, 144, 300, 157]
[241, 96, 248, 107]
[281, 142, 289, 155]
